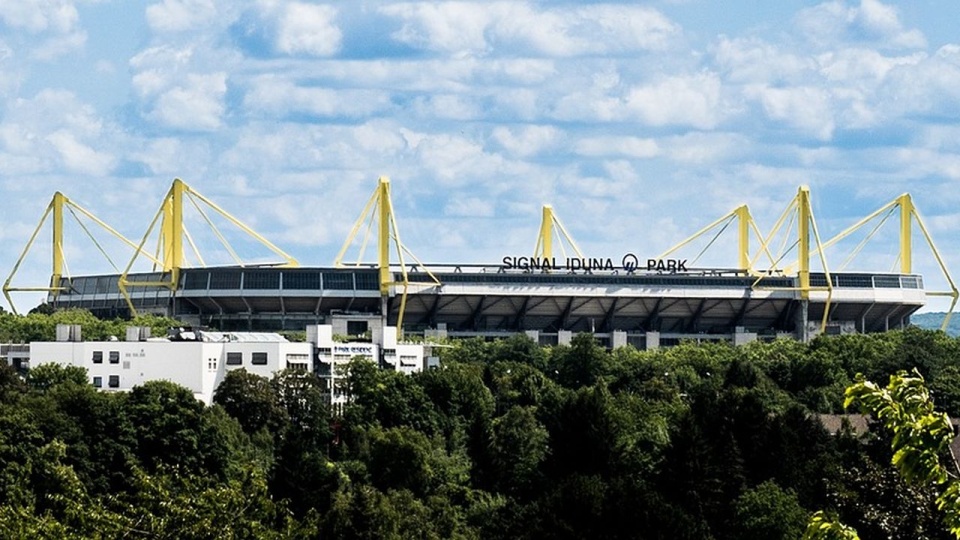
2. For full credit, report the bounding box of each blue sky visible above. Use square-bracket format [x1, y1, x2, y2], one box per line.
[2, 0, 960, 312]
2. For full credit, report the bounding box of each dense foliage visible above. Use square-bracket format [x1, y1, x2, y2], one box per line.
[4, 315, 960, 538]
[0, 308, 184, 343]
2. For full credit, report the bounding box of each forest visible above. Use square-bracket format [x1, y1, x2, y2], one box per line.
[2, 308, 960, 539]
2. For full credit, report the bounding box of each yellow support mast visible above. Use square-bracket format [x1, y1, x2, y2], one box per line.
[806, 193, 957, 330]
[752, 186, 833, 339]
[3, 192, 162, 314]
[335, 176, 439, 332]
[533, 204, 584, 262]
[657, 204, 774, 274]
[119, 178, 299, 315]
[900, 193, 912, 274]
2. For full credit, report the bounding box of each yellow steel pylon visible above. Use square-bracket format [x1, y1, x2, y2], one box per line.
[335, 176, 439, 331]
[3, 192, 161, 314]
[533, 205, 584, 263]
[119, 178, 299, 315]
[656, 204, 775, 274]
[796, 193, 958, 330]
[751, 186, 833, 336]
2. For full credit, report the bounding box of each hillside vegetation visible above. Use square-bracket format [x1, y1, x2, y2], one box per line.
[2, 310, 960, 538]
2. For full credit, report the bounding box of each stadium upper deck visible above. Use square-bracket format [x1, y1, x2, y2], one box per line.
[43, 265, 925, 345]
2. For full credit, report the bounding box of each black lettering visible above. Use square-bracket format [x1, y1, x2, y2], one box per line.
[677, 259, 688, 272]
[647, 259, 657, 270]
[502, 256, 513, 269]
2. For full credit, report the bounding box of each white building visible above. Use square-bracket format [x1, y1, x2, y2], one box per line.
[29, 326, 313, 404]
[29, 320, 436, 411]
[309, 324, 438, 414]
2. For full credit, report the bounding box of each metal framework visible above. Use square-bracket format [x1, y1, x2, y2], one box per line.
[751, 186, 833, 335]
[533, 205, 584, 261]
[334, 176, 439, 330]
[808, 193, 958, 329]
[656, 204, 774, 274]
[3, 192, 160, 314]
[119, 178, 299, 315]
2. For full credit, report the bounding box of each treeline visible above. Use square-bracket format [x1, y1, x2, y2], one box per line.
[0, 308, 183, 343]
[4, 325, 960, 538]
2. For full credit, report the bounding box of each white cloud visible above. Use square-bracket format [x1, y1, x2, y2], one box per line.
[575, 136, 659, 159]
[0, 0, 86, 59]
[381, 2, 679, 57]
[0, 89, 114, 175]
[491, 125, 562, 157]
[878, 45, 960, 119]
[146, 0, 220, 33]
[795, 0, 925, 50]
[662, 132, 748, 164]
[275, 3, 341, 56]
[130, 46, 229, 131]
[45, 129, 114, 175]
[243, 75, 393, 118]
[747, 85, 836, 140]
[0, 0, 79, 33]
[444, 197, 495, 217]
[624, 72, 724, 129]
[713, 36, 816, 84]
[150, 73, 227, 131]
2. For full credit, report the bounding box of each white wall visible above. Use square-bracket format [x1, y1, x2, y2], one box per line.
[30, 340, 313, 404]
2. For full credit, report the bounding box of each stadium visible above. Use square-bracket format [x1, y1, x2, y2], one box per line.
[4, 177, 954, 348]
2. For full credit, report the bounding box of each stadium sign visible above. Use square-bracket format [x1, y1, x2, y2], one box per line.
[501, 254, 688, 272]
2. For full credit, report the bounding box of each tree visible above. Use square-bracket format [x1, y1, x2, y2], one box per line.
[807, 369, 960, 539]
[25, 364, 88, 392]
[490, 406, 548, 495]
[732, 481, 807, 540]
[123, 380, 228, 477]
[213, 368, 286, 435]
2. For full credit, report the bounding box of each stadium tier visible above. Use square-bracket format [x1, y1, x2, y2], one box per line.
[45, 265, 925, 345]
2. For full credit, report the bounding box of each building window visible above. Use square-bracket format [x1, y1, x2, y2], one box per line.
[251, 352, 268, 366]
[92, 376, 102, 388]
[317, 347, 332, 355]
[400, 355, 418, 367]
[109, 351, 120, 364]
[207, 358, 218, 371]
[346, 320, 368, 336]
[286, 353, 308, 371]
[108, 375, 120, 388]
[92, 351, 103, 364]
[226, 352, 242, 366]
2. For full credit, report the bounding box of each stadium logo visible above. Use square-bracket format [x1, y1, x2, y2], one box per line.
[502, 254, 688, 272]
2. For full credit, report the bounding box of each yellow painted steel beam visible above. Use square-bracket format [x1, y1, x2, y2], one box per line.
[908, 202, 958, 330]
[183, 182, 299, 267]
[737, 205, 750, 271]
[4, 192, 159, 314]
[537, 205, 554, 260]
[379, 177, 391, 295]
[3, 200, 55, 313]
[52, 192, 64, 294]
[899, 193, 913, 274]
[533, 204, 584, 262]
[335, 176, 440, 333]
[798, 186, 810, 300]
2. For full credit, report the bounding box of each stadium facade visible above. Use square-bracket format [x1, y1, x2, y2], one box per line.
[6, 178, 953, 348]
